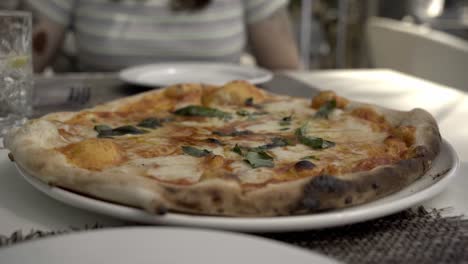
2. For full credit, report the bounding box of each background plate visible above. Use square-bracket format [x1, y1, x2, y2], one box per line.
[16, 140, 458, 233]
[119, 62, 273, 86]
[0, 227, 339, 264]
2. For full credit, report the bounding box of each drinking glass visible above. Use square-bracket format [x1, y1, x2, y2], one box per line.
[0, 11, 33, 138]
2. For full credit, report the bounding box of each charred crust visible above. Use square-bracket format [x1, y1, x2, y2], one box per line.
[294, 160, 316, 171]
[308, 175, 349, 193]
[156, 205, 168, 215]
[299, 175, 350, 211]
[344, 196, 353, 204]
[301, 195, 320, 210]
[7, 152, 15, 162]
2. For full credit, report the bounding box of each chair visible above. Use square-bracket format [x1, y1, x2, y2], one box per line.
[366, 17, 468, 91]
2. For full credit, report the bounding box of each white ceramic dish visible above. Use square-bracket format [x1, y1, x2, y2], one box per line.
[0, 227, 340, 264]
[119, 62, 273, 86]
[16, 140, 458, 233]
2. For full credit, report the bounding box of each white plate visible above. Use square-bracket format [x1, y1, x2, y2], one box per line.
[16, 140, 458, 233]
[119, 62, 273, 86]
[0, 227, 340, 264]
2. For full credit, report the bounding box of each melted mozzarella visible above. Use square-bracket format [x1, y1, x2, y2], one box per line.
[245, 120, 282, 133]
[230, 161, 274, 184]
[269, 145, 314, 162]
[145, 155, 202, 182]
[263, 99, 316, 115]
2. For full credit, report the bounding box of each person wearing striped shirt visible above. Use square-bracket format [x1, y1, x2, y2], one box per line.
[27, 0, 300, 72]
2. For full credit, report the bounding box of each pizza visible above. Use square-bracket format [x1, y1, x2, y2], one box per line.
[4, 81, 441, 217]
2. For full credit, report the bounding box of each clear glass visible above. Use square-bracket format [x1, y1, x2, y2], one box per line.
[0, 11, 33, 137]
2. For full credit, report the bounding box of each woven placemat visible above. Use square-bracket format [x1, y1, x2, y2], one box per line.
[1, 207, 467, 263]
[266, 207, 468, 264]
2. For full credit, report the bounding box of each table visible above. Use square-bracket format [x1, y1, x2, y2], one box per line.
[0, 69, 467, 235]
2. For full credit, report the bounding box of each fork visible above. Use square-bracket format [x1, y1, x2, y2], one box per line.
[67, 85, 91, 106]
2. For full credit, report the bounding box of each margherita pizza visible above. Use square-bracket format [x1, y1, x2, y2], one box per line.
[4, 81, 441, 216]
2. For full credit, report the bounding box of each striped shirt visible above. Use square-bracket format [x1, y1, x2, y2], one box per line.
[27, 0, 289, 71]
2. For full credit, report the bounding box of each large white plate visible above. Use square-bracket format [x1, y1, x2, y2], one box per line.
[119, 62, 273, 86]
[16, 140, 458, 232]
[0, 227, 340, 264]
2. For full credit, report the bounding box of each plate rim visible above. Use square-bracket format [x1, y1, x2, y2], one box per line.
[16, 139, 459, 232]
[0, 226, 340, 264]
[118, 62, 273, 87]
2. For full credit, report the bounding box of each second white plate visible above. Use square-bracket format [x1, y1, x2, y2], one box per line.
[0, 227, 339, 264]
[16, 140, 458, 233]
[119, 62, 273, 87]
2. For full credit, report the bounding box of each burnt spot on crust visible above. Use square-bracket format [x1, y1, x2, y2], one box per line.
[344, 196, 353, 204]
[300, 175, 350, 211]
[156, 205, 168, 215]
[210, 190, 223, 204]
[7, 152, 14, 162]
[302, 195, 321, 210]
[294, 160, 316, 171]
[410, 146, 431, 159]
[372, 182, 379, 190]
[308, 175, 349, 193]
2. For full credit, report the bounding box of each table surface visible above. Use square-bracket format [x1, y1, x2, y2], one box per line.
[0, 69, 467, 235]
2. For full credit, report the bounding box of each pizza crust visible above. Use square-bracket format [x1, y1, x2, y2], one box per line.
[4, 86, 442, 217]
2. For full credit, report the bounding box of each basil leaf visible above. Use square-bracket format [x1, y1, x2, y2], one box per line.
[206, 138, 224, 145]
[298, 136, 335, 149]
[295, 123, 308, 137]
[314, 100, 336, 119]
[232, 144, 243, 156]
[174, 105, 232, 119]
[95, 125, 147, 138]
[251, 137, 291, 152]
[279, 127, 290, 131]
[294, 123, 334, 149]
[113, 125, 147, 134]
[94, 125, 112, 133]
[236, 110, 268, 118]
[236, 110, 250, 116]
[137, 117, 162, 128]
[181, 146, 212, 157]
[213, 130, 252, 137]
[244, 151, 274, 168]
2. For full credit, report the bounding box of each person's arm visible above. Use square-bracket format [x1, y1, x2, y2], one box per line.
[247, 7, 300, 70]
[31, 14, 66, 73]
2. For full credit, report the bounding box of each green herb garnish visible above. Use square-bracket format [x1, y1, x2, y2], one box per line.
[295, 124, 335, 149]
[232, 144, 243, 156]
[137, 117, 162, 128]
[181, 146, 212, 157]
[251, 137, 291, 152]
[279, 127, 290, 131]
[213, 130, 252, 137]
[95, 125, 147, 138]
[206, 138, 224, 145]
[232, 144, 275, 168]
[236, 110, 250, 116]
[94, 125, 112, 133]
[314, 100, 336, 119]
[174, 105, 232, 119]
[244, 151, 274, 168]
[236, 110, 268, 119]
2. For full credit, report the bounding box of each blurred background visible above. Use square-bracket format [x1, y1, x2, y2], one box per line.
[2, 0, 468, 89]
